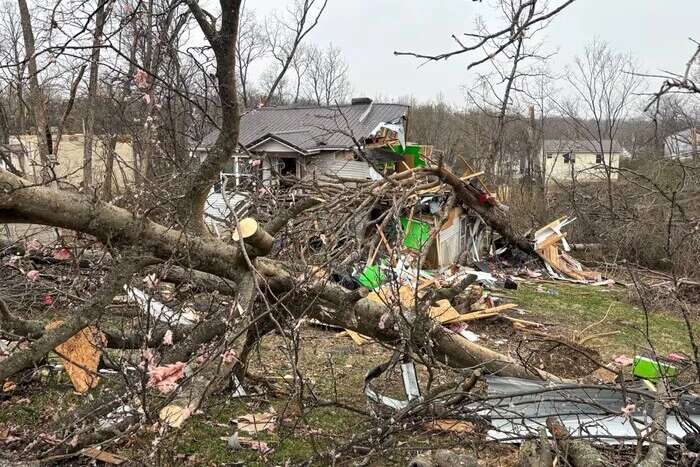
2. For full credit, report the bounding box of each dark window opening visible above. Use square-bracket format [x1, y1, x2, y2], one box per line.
[563, 153, 575, 164]
[596, 153, 603, 163]
[279, 157, 297, 177]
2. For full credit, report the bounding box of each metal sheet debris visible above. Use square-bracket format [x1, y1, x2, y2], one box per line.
[478, 376, 700, 445]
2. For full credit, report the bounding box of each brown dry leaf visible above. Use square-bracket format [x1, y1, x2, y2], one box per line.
[2, 381, 16, 392]
[424, 419, 475, 434]
[82, 447, 128, 465]
[45, 321, 106, 393]
[237, 410, 277, 434]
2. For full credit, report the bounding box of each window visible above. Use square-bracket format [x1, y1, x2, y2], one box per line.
[563, 152, 574, 164]
[596, 153, 603, 163]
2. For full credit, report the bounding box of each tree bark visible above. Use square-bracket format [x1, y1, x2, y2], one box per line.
[546, 417, 606, 467]
[17, 0, 51, 183]
[83, 0, 111, 189]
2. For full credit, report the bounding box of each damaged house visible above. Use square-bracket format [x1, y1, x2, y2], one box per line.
[191, 98, 408, 214]
[192, 99, 493, 270]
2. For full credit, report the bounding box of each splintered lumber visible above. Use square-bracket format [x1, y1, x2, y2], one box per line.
[46, 321, 106, 393]
[427, 299, 461, 323]
[444, 303, 518, 324]
[232, 218, 274, 254]
[426, 166, 534, 255]
[345, 329, 371, 346]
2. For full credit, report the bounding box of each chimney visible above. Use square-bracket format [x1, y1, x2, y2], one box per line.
[351, 97, 373, 105]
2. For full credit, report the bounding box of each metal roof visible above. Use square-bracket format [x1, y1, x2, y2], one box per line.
[197, 102, 408, 154]
[544, 139, 623, 154]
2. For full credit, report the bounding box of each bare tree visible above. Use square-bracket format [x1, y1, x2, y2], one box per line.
[236, 9, 267, 108]
[394, 0, 576, 69]
[557, 39, 644, 212]
[17, 0, 51, 182]
[305, 43, 350, 106]
[83, 0, 113, 189]
[263, 0, 328, 105]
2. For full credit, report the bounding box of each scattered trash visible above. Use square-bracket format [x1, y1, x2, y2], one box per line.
[52, 248, 72, 261]
[633, 355, 678, 382]
[365, 357, 421, 410]
[613, 355, 634, 367]
[125, 286, 198, 325]
[236, 410, 277, 434]
[147, 362, 185, 394]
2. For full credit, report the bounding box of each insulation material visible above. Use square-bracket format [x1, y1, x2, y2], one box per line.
[125, 286, 198, 325]
[46, 320, 106, 393]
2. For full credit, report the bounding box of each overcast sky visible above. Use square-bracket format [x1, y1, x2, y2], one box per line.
[247, 0, 700, 106]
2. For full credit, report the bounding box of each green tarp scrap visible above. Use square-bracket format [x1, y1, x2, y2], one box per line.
[391, 144, 425, 168]
[400, 217, 430, 250]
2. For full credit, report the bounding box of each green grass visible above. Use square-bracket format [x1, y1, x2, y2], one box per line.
[509, 282, 699, 357]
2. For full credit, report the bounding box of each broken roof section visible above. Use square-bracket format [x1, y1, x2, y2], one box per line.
[196, 100, 408, 155]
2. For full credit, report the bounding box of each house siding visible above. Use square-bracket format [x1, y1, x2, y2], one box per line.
[305, 152, 370, 181]
[545, 152, 620, 183]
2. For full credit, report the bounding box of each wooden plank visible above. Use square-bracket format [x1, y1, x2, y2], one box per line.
[428, 299, 461, 323]
[536, 232, 566, 250]
[345, 329, 371, 346]
[444, 303, 518, 324]
[460, 171, 484, 182]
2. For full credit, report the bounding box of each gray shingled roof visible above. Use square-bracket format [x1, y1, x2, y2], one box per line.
[544, 139, 623, 154]
[196, 102, 408, 154]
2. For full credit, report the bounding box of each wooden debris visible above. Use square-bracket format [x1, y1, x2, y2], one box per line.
[237, 410, 277, 434]
[427, 299, 461, 323]
[159, 404, 192, 428]
[534, 217, 603, 283]
[444, 303, 517, 324]
[345, 329, 371, 346]
[423, 419, 475, 433]
[81, 447, 128, 465]
[232, 217, 274, 254]
[45, 321, 106, 393]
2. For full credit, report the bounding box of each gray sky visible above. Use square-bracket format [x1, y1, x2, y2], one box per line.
[250, 0, 700, 105]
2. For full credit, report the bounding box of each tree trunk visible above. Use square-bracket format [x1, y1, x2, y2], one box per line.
[17, 0, 51, 183]
[83, 0, 110, 189]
